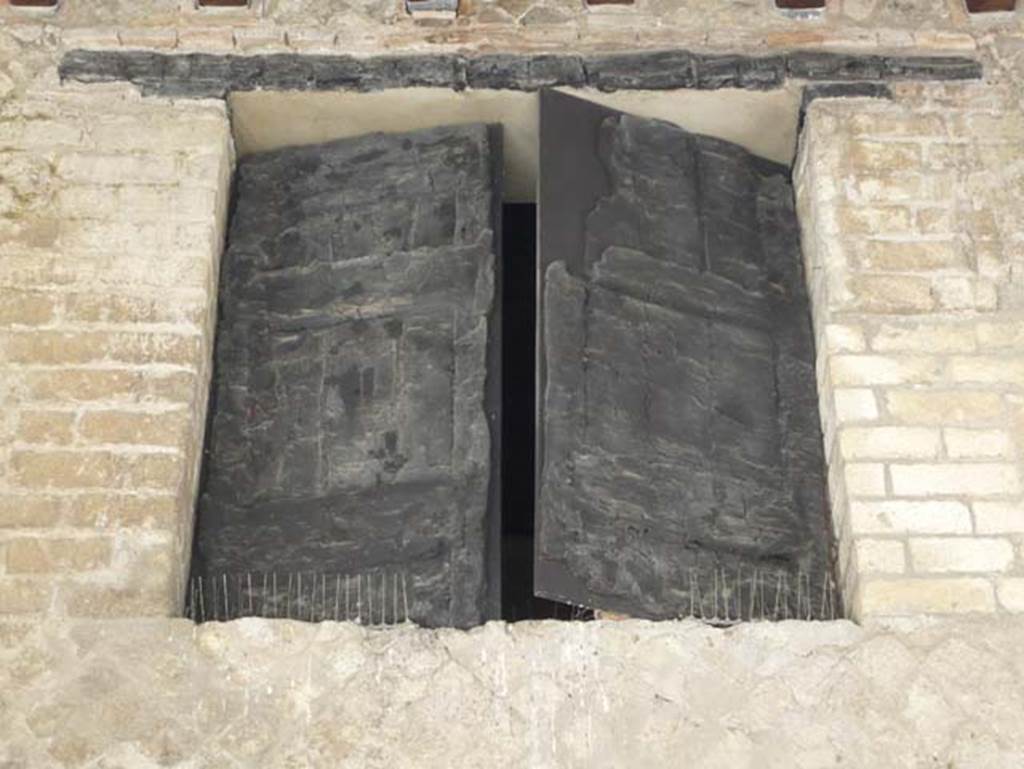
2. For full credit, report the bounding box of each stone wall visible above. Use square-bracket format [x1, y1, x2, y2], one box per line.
[3, 0, 1024, 623]
[3, 615, 1024, 767]
[795, 88, 1024, 618]
[0, 1, 1024, 767]
[0, 79, 233, 617]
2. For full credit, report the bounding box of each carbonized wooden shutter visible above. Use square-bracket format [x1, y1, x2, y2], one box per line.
[536, 90, 834, 620]
[194, 124, 503, 628]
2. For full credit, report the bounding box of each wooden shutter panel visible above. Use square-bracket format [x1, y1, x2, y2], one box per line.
[194, 124, 503, 628]
[535, 90, 834, 620]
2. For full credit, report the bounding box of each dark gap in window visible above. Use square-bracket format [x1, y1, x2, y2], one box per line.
[9, 0, 59, 7]
[966, 0, 1015, 12]
[586, 0, 635, 5]
[197, 0, 249, 7]
[775, 0, 825, 8]
[500, 203, 588, 621]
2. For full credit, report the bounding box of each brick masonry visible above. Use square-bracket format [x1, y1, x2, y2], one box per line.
[795, 92, 1024, 618]
[0, 86, 233, 618]
[2, 0, 1024, 626]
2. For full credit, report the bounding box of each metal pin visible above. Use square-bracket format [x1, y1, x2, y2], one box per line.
[272, 573, 278, 618]
[402, 573, 409, 623]
[286, 573, 293, 619]
[345, 574, 351, 621]
[367, 573, 374, 626]
[357, 573, 362, 624]
[381, 572, 387, 625]
[334, 575, 341, 622]
[198, 576, 205, 623]
[223, 574, 230, 620]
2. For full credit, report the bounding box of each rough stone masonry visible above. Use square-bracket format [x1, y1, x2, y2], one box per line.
[2, 0, 1024, 765]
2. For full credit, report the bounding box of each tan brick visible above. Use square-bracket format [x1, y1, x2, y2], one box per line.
[0, 579, 52, 615]
[5, 538, 112, 574]
[857, 577, 995, 615]
[850, 500, 972, 535]
[55, 153, 178, 186]
[840, 427, 940, 460]
[60, 583, 172, 618]
[861, 241, 966, 272]
[20, 369, 195, 404]
[845, 463, 886, 497]
[836, 205, 912, 236]
[948, 357, 1024, 386]
[834, 389, 878, 422]
[976, 322, 1024, 350]
[0, 330, 200, 366]
[973, 502, 1024, 534]
[847, 113, 945, 138]
[62, 493, 179, 530]
[0, 291, 56, 327]
[885, 391, 1003, 424]
[846, 275, 935, 313]
[915, 207, 956, 236]
[870, 323, 976, 354]
[831, 356, 941, 387]
[934, 278, 998, 312]
[853, 538, 905, 574]
[909, 537, 1014, 573]
[10, 450, 184, 491]
[925, 142, 974, 170]
[890, 464, 1021, 498]
[943, 428, 1014, 459]
[849, 141, 921, 171]
[16, 411, 75, 444]
[78, 410, 190, 448]
[0, 496, 61, 528]
[63, 293, 206, 327]
[824, 324, 866, 353]
[58, 185, 221, 224]
[996, 578, 1024, 612]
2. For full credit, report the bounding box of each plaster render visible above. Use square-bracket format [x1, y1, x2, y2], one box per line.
[3, 616, 1024, 768]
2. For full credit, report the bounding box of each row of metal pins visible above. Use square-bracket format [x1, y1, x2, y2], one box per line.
[186, 571, 411, 625]
[685, 568, 839, 624]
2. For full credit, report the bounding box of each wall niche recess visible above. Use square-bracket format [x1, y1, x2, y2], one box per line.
[189, 90, 838, 628]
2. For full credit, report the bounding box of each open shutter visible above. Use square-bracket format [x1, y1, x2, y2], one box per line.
[536, 91, 833, 620]
[194, 124, 502, 628]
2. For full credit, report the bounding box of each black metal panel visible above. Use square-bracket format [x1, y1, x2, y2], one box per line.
[536, 90, 835, 620]
[192, 124, 503, 628]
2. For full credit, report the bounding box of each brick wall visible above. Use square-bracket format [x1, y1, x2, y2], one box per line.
[0, 90, 232, 617]
[795, 86, 1024, 619]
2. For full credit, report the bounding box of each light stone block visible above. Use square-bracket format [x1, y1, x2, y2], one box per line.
[849, 500, 973, 535]
[857, 577, 995, 615]
[853, 538, 906, 573]
[845, 463, 886, 497]
[943, 428, 1014, 459]
[909, 537, 1014, 573]
[890, 464, 1021, 497]
[839, 426, 941, 460]
[973, 502, 1024, 533]
[833, 389, 879, 422]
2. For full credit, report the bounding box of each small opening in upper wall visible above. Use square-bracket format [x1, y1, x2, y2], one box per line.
[775, 0, 825, 8]
[196, 0, 250, 7]
[965, 0, 1016, 12]
[9, 0, 59, 7]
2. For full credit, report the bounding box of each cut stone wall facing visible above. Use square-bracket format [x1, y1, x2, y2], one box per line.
[0, 81, 233, 617]
[795, 89, 1024, 619]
